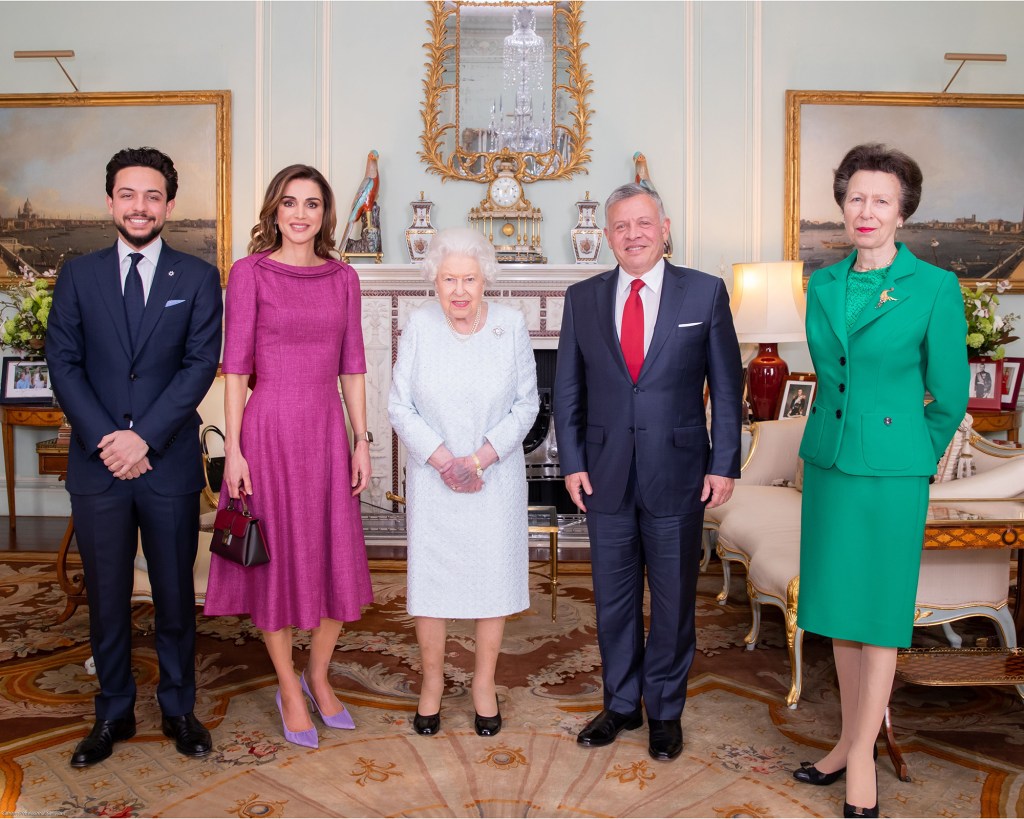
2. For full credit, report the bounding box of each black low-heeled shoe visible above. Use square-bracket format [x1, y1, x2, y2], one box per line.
[413, 711, 441, 735]
[474, 697, 502, 737]
[842, 751, 880, 817]
[842, 802, 879, 818]
[793, 762, 845, 786]
[795, 745, 877, 786]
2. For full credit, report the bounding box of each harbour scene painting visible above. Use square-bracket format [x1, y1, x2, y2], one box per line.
[786, 91, 1024, 288]
[0, 92, 229, 287]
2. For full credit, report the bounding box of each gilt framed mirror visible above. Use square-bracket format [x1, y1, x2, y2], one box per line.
[420, 0, 592, 183]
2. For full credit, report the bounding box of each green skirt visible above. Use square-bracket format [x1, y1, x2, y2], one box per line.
[797, 462, 929, 648]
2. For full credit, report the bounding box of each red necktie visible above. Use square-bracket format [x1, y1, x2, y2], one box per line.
[621, 278, 645, 382]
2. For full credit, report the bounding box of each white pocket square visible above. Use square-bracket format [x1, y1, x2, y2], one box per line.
[165, 299, 185, 307]
[678, 321, 702, 327]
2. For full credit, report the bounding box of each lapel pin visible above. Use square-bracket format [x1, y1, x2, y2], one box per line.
[168, 270, 175, 277]
[493, 326, 505, 338]
[876, 287, 898, 309]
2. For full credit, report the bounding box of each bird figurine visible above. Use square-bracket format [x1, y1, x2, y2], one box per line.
[633, 150, 672, 258]
[633, 151, 655, 194]
[341, 150, 380, 251]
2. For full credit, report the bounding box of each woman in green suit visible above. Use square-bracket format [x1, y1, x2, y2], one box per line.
[792, 144, 968, 818]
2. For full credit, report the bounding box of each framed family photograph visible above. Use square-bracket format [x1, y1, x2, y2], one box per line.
[0, 90, 232, 288]
[778, 376, 817, 420]
[1000, 356, 1024, 410]
[968, 358, 1003, 411]
[785, 90, 1024, 291]
[0, 357, 53, 404]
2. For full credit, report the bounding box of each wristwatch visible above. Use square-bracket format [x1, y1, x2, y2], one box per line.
[354, 431, 373, 444]
[472, 453, 483, 478]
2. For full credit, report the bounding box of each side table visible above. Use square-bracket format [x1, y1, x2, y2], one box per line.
[1, 404, 65, 531]
[971, 408, 1023, 443]
[882, 498, 1024, 782]
[35, 436, 83, 624]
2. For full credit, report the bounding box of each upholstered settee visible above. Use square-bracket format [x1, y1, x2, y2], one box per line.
[131, 374, 224, 606]
[704, 415, 1024, 708]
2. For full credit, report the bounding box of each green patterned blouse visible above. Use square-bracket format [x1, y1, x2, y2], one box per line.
[846, 268, 888, 329]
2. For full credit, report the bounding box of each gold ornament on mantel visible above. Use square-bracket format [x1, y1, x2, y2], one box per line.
[467, 157, 546, 263]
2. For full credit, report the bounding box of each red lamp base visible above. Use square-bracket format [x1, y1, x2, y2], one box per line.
[747, 342, 789, 421]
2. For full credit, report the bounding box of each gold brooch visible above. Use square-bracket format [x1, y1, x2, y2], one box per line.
[876, 288, 898, 309]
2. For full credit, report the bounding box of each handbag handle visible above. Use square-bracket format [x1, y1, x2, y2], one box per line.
[201, 424, 225, 458]
[226, 494, 253, 518]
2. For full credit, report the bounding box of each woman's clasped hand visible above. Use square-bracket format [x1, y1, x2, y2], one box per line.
[439, 455, 484, 492]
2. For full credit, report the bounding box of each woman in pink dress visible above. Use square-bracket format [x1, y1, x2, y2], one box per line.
[204, 165, 373, 749]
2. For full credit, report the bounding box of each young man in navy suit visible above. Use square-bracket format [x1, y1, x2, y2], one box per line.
[554, 183, 742, 761]
[47, 147, 223, 768]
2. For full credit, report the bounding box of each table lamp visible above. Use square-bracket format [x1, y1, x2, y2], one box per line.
[731, 261, 807, 421]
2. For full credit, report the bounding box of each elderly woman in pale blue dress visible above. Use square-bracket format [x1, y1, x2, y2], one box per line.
[388, 228, 538, 738]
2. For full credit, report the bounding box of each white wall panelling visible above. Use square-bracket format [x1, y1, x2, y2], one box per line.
[2, 1, 1024, 513]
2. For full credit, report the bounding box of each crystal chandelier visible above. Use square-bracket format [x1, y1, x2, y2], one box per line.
[487, 9, 550, 154]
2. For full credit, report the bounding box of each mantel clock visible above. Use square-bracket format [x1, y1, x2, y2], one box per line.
[467, 160, 546, 264]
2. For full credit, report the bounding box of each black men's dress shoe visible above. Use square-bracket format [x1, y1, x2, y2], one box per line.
[413, 712, 441, 735]
[647, 718, 683, 761]
[70, 717, 136, 768]
[576, 709, 643, 747]
[161, 712, 212, 758]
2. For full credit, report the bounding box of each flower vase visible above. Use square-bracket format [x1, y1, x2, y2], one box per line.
[570, 192, 602, 264]
[406, 192, 437, 262]
[967, 357, 1003, 411]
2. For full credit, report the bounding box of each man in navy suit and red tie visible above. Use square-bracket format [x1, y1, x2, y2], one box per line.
[47, 147, 222, 768]
[554, 183, 742, 761]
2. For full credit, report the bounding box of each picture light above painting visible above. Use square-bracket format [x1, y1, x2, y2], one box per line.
[0, 91, 232, 289]
[785, 90, 1024, 292]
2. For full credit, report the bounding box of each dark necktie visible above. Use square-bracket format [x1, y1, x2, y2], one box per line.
[621, 278, 645, 382]
[124, 252, 145, 349]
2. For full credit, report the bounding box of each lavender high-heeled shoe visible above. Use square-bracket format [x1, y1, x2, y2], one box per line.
[301, 672, 356, 730]
[275, 689, 318, 748]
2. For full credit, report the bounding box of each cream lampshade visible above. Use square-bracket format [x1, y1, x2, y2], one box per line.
[731, 261, 807, 421]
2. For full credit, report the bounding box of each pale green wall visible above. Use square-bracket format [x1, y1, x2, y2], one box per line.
[1, 0, 1023, 513]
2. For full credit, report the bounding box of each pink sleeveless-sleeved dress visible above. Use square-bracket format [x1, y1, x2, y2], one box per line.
[204, 252, 373, 631]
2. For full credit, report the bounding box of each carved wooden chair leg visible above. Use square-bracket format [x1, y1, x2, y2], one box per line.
[743, 578, 761, 648]
[881, 705, 911, 782]
[784, 576, 803, 709]
[54, 517, 85, 625]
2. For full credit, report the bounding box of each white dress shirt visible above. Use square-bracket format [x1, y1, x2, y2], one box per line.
[614, 258, 665, 356]
[117, 237, 162, 304]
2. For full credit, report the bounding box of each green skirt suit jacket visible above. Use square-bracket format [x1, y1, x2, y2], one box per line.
[796, 243, 969, 647]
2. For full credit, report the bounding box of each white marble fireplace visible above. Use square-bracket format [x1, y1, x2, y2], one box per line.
[352, 263, 600, 516]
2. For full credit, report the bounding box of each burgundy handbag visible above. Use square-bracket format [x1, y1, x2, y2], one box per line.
[210, 496, 270, 567]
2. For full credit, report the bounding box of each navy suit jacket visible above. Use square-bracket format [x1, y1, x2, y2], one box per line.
[47, 242, 223, 496]
[554, 262, 743, 516]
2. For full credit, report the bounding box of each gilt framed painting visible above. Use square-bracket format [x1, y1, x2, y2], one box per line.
[785, 90, 1024, 291]
[0, 91, 231, 288]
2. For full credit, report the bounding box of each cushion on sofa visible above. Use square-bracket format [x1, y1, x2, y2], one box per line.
[929, 456, 1024, 499]
[715, 486, 802, 560]
[917, 550, 1009, 608]
[746, 537, 801, 593]
[934, 413, 975, 483]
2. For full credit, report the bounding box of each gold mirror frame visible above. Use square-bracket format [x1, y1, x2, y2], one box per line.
[419, 0, 593, 183]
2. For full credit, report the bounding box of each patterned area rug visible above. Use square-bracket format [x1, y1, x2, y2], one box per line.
[1, 555, 1022, 817]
